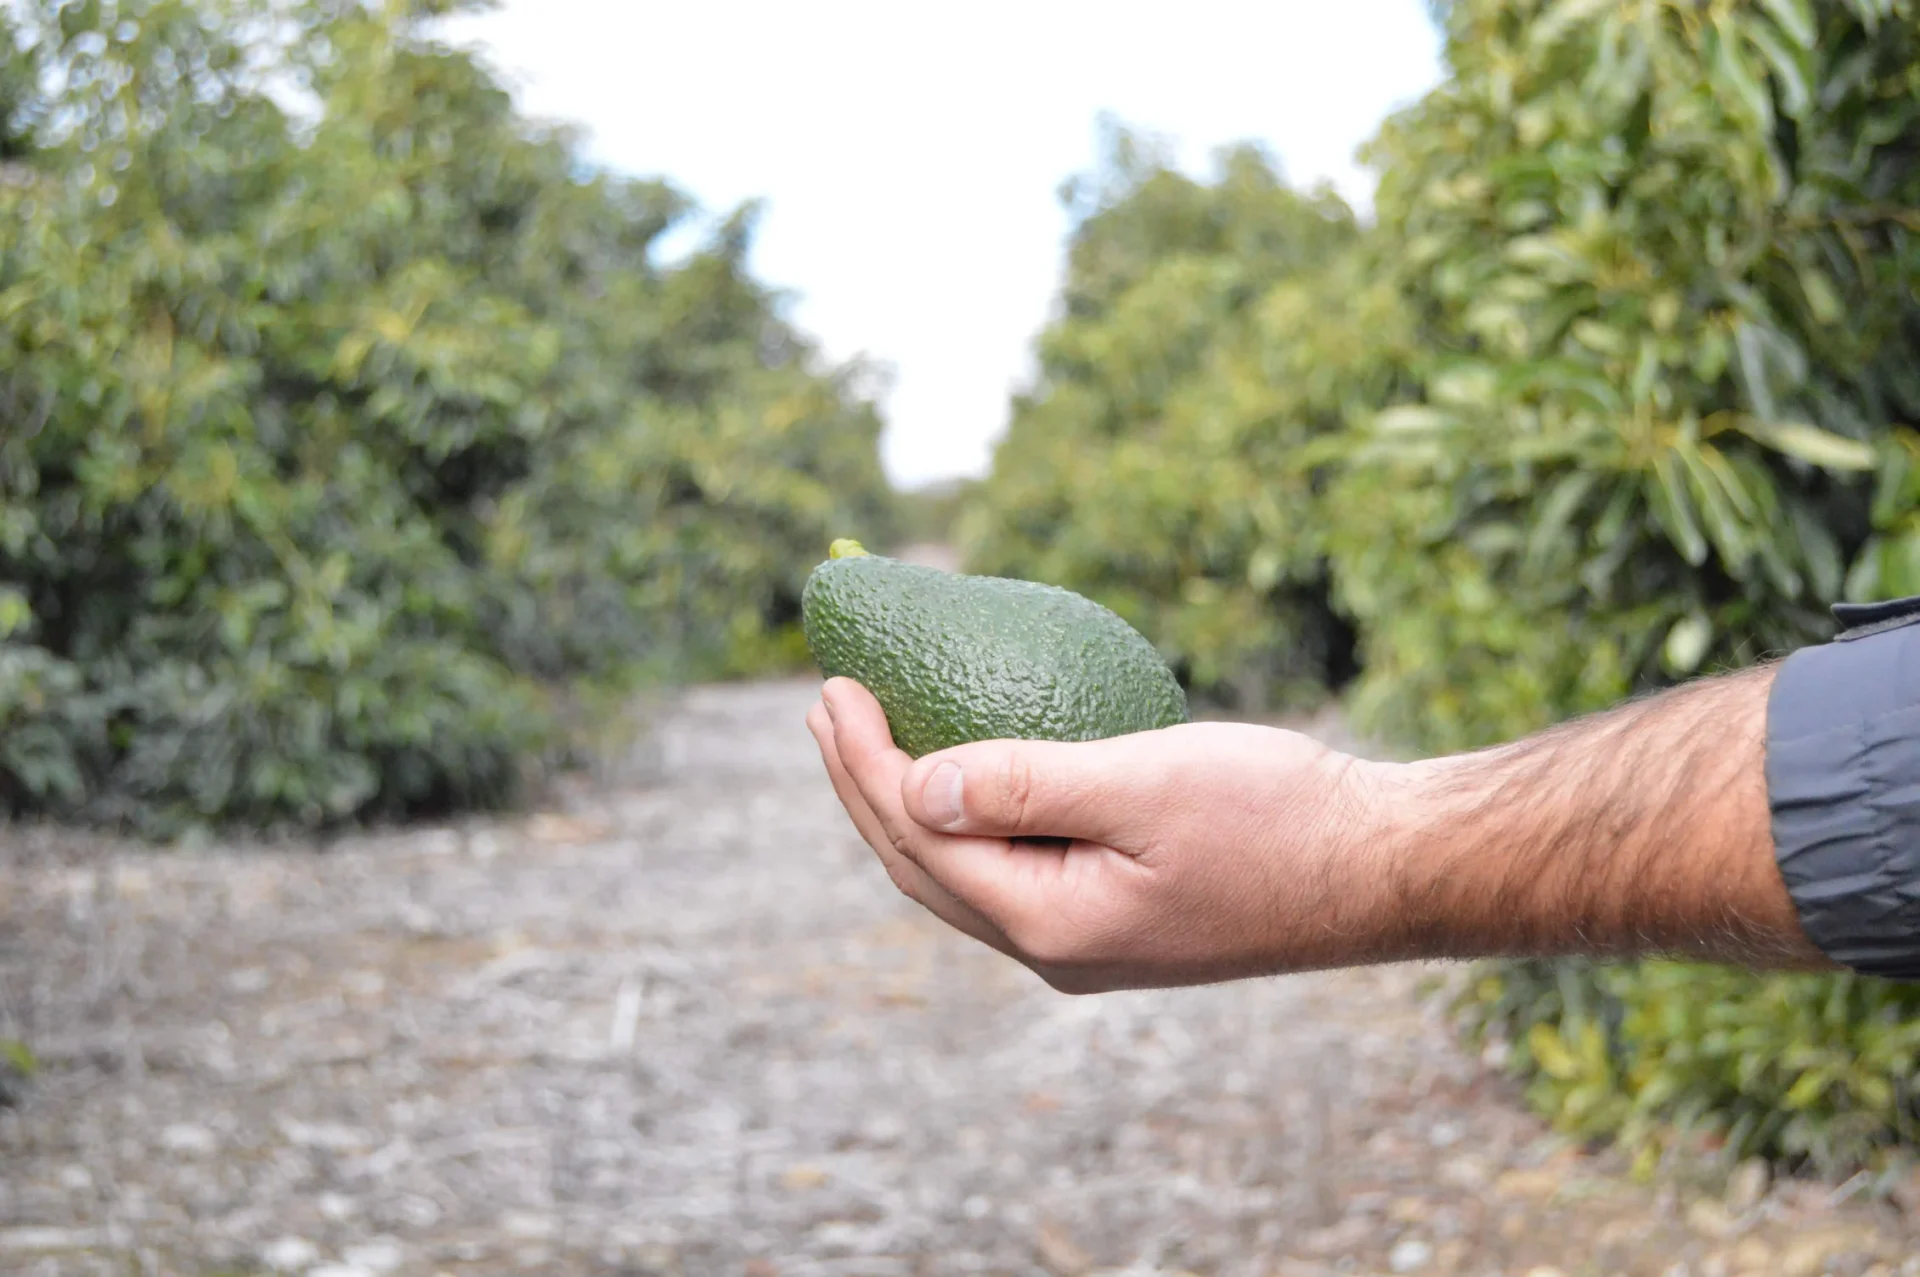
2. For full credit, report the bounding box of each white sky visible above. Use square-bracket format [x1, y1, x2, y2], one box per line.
[443, 1, 1444, 488]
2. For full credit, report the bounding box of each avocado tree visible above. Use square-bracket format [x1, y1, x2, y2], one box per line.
[963, 127, 1375, 708]
[1347, 0, 1920, 1169]
[0, 0, 895, 833]
[1332, 0, 1920, 754]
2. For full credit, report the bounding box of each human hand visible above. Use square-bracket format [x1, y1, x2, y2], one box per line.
[804, 677, 1403, 993]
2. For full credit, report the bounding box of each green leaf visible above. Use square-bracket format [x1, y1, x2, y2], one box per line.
[1782, 1068, 1831, 1111]
[1695, 443, 1759, 521]
[1755, 0, 1817, 49]
[1796, 263, 1843, 324]
[1746, 20, 1814, 119]
[1680, 442, 1751, 568]
[1663, 613, 1713, 674]
[1712, 19, 1774, 128]
[1372, 405, 1454, 434]
[1650, 455, 1710, 566]
[1530, 0, 1618, 49]
[0, 588, 31, 639]
[1529, 1022, 1582, 1082]
[1737, 420, 1876, 471]
[1524, 470, 1598, 574]
[1855, 1073, 1895, 1114]
[1787, 499, 1843, 601]
[1870, 441, 1912, 526]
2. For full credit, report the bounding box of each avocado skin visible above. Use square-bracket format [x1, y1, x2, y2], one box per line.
[802, 552, 1189, 758]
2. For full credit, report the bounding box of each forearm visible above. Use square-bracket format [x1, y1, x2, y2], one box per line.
[1371, 664, 1834, 969]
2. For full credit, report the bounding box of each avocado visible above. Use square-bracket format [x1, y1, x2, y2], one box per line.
[801, 540, 1189, 758]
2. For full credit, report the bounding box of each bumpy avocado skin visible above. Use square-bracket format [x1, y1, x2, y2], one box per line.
[801, 553, 1189, 758]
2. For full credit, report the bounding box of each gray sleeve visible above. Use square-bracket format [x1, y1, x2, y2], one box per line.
[1767, 594, 1920, 979]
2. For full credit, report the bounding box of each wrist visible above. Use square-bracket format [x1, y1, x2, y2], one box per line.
[1303, 753, 1491, 966]
[1356, 753, 1514, 962]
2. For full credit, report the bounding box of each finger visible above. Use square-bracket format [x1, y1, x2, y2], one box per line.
[899, 733, 1164, 845]
[808, 697, 1016, 954]
[823, 679, 1091, 938]
[809, 695, 919, 874]
[819, 678, 917, 838]
[808, 700, 888, 847]
[824, 677, 970, 861]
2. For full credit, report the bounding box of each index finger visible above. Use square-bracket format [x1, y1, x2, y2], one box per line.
[807, 698, 1015, 955]
[821, 678, 1077, 932]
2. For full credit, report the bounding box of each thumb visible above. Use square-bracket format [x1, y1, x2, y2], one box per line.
[901, 734, 1157, 843]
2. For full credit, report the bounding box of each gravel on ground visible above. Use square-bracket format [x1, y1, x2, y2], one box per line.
[3, 678, 1920, 1276]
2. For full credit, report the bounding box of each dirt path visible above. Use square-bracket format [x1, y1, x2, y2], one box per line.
[3, 679, 1918, 1276]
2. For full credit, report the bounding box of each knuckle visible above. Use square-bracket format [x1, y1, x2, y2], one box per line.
[887, 827, 920, 868]
[878, 852, 920, 901]
[997, 751, 1037, 829]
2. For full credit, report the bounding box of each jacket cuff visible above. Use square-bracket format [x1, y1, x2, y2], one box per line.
[1766, 594, 1920, 979]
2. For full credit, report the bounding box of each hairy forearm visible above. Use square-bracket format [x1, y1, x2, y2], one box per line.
[1372, 664, 1834, 969]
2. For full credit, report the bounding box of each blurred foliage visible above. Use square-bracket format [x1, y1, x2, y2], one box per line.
[1333, 0, 1920, 755]
[893, 476, 982, 548]
[966, 2, 1920, 1167]
[1386, 0, 1920, 1174]
[1458, 959, 1920, 1172]
[962, 126, 1368, 708]
[0, 0, 893, 835]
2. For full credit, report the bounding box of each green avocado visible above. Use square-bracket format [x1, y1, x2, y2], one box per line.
[801, 539, 1189, 758]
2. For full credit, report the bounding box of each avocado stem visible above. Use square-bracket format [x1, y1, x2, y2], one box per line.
[828, 539, 870, 560]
